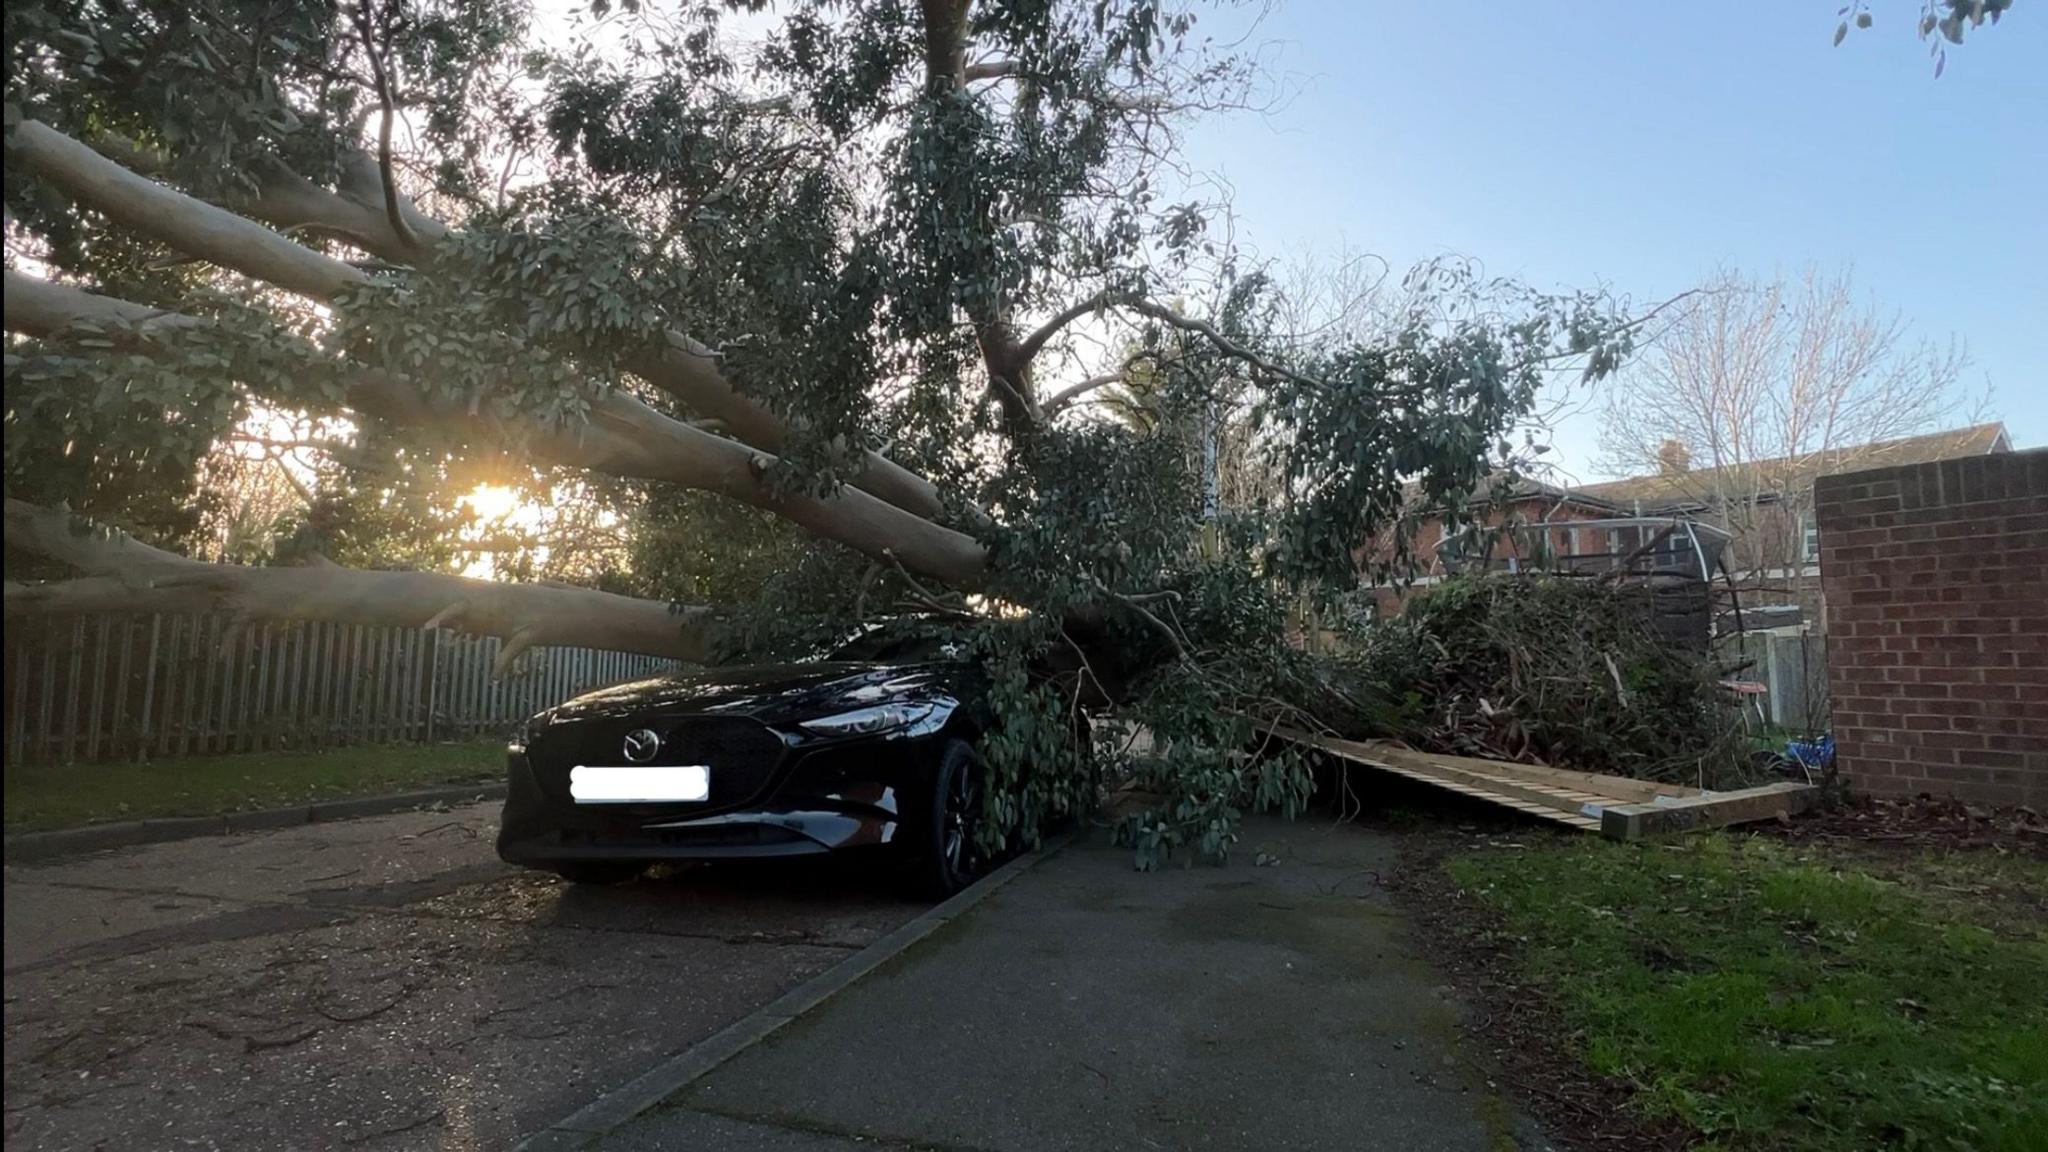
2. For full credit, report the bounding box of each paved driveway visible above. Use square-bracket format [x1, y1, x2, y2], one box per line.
[605, 816, 1549, 1152]
[3, 802, 922, 1150]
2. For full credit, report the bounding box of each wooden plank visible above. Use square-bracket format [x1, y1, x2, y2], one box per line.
[1366, 743, 1704, 802]
[1285, 729, 1608, 817]
[390, 628, 407, 741]
[85, 615, 111, 761]
[37, 617, 59, 761]
[376, 627, 396, 744]
[157, 616, 182, 759]
[251, 623, 274, 752]
[136, 614, 162, 761]
[424, 630, 440, 742]
[11, 630, 33, 764]
[110, 616, 136, 760]
[1359, 755, 1600, 830]
[218, 620, 240, 754]
[62, 617, 86, 763]
[396, 629, 414, 740]
[269, 623, 292, 751]
[473, 636, 490, 733]
[1274, 726, 1608, 833]
[284, 622, 307, 750]
[327, 622, 348, 745]
[192, 615, 219, 756]
[312, 622, 332, 746]
[344, 624, 365, 745]
[1600, 782, 1819, 841]
[398, 629, 416, 742]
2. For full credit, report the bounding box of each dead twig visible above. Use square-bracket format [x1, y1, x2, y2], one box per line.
[343, 1107, 446, 1145]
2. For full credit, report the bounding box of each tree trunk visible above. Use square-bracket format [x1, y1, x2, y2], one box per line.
[4, 500, 723, 665]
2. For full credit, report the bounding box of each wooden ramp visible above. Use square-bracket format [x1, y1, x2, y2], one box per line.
[1269, 727, 1816, 840]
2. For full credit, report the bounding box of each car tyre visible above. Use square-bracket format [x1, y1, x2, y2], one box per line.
[551, 861, 643, 886]
[916, 738, 986, 900]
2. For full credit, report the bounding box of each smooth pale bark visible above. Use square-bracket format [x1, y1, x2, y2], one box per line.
[4, 271, 994, 587]
[10, 120, 367, 303]
[14, 119, 951, 522]
[3, 500, 723, 664]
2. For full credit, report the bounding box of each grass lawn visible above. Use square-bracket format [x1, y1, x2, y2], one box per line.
[1448, 834, 2048, 1152]
[4, 741, 505, 833]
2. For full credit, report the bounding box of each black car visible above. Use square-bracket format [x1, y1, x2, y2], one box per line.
[496, 626, 997, 896]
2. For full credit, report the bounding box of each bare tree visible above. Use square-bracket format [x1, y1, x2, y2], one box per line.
[1598, 265, 1981, 578]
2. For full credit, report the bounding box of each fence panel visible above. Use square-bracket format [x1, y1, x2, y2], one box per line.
[1, 611, 682, 765]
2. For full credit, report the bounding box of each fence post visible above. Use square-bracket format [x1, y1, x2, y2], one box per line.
[425, 629, 440, 742]
[110, 616, 136, 760]
[7, 630, 29, 765]
[134, 615, 160, 762]
[62, 617, 86, 763]
[84, 616, 110, 761]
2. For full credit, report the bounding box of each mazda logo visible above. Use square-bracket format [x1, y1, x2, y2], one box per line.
[621, 728, 662, 763]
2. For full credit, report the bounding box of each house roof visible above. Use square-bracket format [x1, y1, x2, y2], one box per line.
[1571, 422, 2011, 512]
[1396, 471, 1628, 516]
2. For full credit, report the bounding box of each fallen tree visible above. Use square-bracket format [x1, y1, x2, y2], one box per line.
[5, 0, 1642, 863]
[4, 498, 721, 668]
[1338, 575, 1752, 788]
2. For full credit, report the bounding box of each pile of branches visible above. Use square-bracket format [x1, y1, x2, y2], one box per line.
[1335, 574, 1752, 788]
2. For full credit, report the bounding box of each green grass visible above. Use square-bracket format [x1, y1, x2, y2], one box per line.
[1449, 835, 2048, 1152]
[4, 741, 505, 833]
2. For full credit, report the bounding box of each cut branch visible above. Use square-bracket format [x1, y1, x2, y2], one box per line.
[4, 500, 722, 664]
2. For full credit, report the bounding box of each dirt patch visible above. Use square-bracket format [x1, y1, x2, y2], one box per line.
[1763, 791, 2046, 857]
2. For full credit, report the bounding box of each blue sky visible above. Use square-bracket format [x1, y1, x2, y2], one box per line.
[1176, 1, 2045, 480]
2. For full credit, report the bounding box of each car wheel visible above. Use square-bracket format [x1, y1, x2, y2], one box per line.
[917, 738, 985, 899]
[551, 861, 643, 886]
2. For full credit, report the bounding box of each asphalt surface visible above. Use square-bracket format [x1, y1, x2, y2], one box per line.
[607, 816, 1552, 1152]
[3, 800, 923, 1151]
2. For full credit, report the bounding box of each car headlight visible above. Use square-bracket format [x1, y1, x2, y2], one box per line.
[799, 700, 952, 738]
[509, 709, 553, 754]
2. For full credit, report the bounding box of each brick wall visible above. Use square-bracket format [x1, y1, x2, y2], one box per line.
[1814, 448, 2047, 808]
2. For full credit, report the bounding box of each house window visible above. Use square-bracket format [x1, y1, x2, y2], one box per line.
[1802, 518, 1820, 563]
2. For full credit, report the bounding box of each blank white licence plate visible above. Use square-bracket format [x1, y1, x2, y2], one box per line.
[570, 765, 711, 804]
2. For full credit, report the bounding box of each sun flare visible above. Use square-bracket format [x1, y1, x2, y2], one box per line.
[462, 483, 524, 522]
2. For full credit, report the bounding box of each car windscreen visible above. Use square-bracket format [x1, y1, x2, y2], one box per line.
[823, 627, 967, 664]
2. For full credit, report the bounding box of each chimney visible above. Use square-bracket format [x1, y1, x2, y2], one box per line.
[1657, 439, 1692, 475]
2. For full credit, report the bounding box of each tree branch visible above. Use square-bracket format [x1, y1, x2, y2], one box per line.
[1040, 371, 1125, 416]
[963, 59, 1020, 82]
[5, 271, 995, 589]
[7, 122, 986, 564]
[1015, 289, 1116, 364]
[1119, 298, 1323, 392]
[18, 116, 959, 527]
[347, 0, 424, 258]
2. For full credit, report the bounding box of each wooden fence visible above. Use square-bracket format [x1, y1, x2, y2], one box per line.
[1719, 630, 1831, 735]
[3, 613, 679, 765]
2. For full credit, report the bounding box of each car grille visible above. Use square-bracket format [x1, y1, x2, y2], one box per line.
[529, 714, 788, 815]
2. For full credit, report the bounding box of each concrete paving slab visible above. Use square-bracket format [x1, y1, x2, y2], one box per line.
[616, 817, 1547, 1152]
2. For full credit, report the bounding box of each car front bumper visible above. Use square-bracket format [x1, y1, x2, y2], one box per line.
[494, 738, 929, 865]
